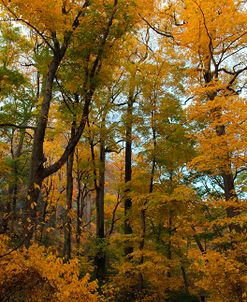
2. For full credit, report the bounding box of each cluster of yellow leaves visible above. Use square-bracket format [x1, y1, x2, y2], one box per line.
[0, 236, 98, 302]
[3, 0, 81, 33]
[188, 95, 247, 174]
[189, 248, 247, 302]
[131, 184, 198, 227]
[175, 0, 247, 60]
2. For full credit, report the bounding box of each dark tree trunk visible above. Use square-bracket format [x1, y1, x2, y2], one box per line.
[124, 94, 134, 256]
[25, 53, 63, 243]
[96, 141, 105, 239]
[181, 266, 190, 295]
[76, 178, 82, 252]
[74, 150, 89, 253]
[95, 116, 106, 282]
[63, 120, 76, 262]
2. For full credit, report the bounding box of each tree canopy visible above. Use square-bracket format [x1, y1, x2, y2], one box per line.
[0, 0, 246, 301]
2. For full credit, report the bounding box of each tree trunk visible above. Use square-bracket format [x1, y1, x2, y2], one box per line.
[63, 120, 76, 262]
[95, 117, 106, 282]
[25, 53, 62, 243]
[124, 93, 134, 256]
[96, 141, 105, 239]
[76, 178, 82, 252]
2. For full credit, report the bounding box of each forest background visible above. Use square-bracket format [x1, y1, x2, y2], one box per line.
[0, 0, 246, 301]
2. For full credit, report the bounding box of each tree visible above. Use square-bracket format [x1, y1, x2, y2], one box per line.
[173, 0, 246, 215]
[0, 1, 246, 301]
[1, 0, 142, 243]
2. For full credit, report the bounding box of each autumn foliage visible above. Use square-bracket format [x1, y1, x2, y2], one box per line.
[0, 236, 98, 301]
[0, 0, 246, 301]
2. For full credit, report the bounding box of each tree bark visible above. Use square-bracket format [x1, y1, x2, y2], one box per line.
[25, 52, 64, 243]
[76, 177, 82, 252]
[124, 93, 134, 256]
[63, 120, 76, 262]
[95, 140, 106, 282]
[95, 113, 107, 282]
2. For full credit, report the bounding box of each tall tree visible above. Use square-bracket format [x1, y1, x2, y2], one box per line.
[174, 0, 247, 228]
[1, 0, 141, 242]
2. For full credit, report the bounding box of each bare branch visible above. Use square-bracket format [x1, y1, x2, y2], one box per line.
[139, 15, 174, 40]
[0, 123, 36, 130]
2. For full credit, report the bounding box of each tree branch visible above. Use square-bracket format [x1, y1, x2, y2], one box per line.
[0, 123, 36, 130]
[0, 0, 54, 50]
[139, 14, 174, 40]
